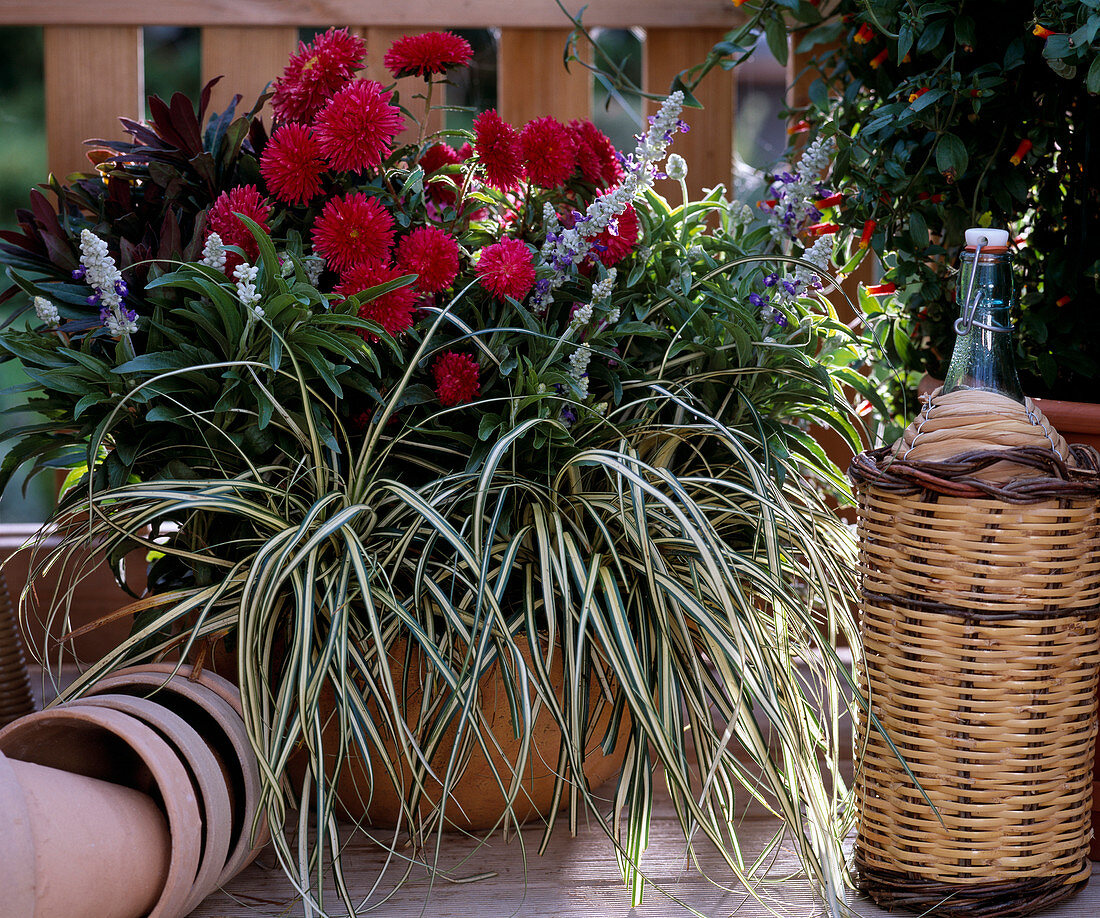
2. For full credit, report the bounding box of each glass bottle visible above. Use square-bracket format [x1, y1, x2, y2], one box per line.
[941, 227, 1025, 403]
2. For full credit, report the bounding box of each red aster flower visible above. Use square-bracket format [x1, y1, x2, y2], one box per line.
[519, 116, 575, 189]
[473, 110, 524, 191]
[205, 185, 272, 273]
[383, 31, 473, 79]
[432, 351, 480, 407]
[475, 237, 535, 301]
[592, 201, 640, 267]
[396, 226, 461, 294]
[314, 80, 405, 174]
[260, 123, 326, 205]
[419, 143, 463, 206]
[336, 262, 417, 340]
[570, 120, 622, 186]
[272, 27, 366, 124]
[311, 192, 395, 273]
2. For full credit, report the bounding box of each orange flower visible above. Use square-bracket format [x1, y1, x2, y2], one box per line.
[854, 24, 874, 44]
[865, 282, 896, 296]
[858, 220, 877, 249]
[1009, 139, 1033, 165]
[869, 49, 889, 69]
[908, 87, 930, 103]
[1032, 25, 1056, 39]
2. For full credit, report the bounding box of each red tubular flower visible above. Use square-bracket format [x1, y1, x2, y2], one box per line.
[908, 87, 930, 103]
[816, 193, 844, 209]
[432, 351, 481, 406]
[865, 282, 897, 296]
[272, 28, 366, 124]
[854, 23, 875, 44]
[787, 120, 811, 136]
[395, 226, 461, 294]
[758, 199, 779, 209]
[803, 222, 840, 237]
[858, 219, 877, 249]
[869, 48, 889, 69]
[1009, 138, 1033, 165]
[383, 31, 473, 79]
[1056, 295, 1072, 307]
[311, 192, 396, 273]
[260, 123, 326, 205]
[337, 262, 417, 340]
[917, 191, 944, 203]
[570, 119, 622, 186]
[475, 237, 535, 300]
[314, 80, 406, 174]
[1033, 25, 1056, 39]
[206, 185, 272, 272]
[473, 110, 525, 191]
[519, 116, 576, 189]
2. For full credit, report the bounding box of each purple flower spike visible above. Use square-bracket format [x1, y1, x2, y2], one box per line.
[749, 292, 769, 309]
[763, 273, 779, 288]
[71, 266, 86, 280]
[772, 310, 789, 329]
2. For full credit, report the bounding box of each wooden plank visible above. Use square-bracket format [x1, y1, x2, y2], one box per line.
[44, 25, 144, 179]
[0, 1, 745, 29]
[361, 27, 445, 147]
[200, 26, 298, 121]
[498, 28, 590, 126]
[644, 28, 734, 200]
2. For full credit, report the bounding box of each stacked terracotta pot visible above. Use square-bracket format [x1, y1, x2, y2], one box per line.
[0, 664, 268, 918]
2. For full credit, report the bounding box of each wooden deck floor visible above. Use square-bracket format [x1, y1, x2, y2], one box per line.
[25, 672, 1100, 918]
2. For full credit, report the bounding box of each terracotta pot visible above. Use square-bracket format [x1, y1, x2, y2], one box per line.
[0, 705, 202, 918]
[82, 663, 269, 880]
[0, 749, 171, 918]
[71, 694, 233, 912]
[298, 637, 630, 831]
[0, 567, 35, 728]
[1031, 396, 1100, 451]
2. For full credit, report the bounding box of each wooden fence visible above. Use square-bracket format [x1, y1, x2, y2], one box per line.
[0, 0, 748, 199]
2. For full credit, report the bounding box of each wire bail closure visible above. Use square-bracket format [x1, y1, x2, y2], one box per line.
[954, 234, 1011, 335]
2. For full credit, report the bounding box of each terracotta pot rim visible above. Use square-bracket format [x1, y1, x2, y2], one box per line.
[0, 705, 202, 918]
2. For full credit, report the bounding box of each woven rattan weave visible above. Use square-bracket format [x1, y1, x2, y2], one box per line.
[851, 444, 1100, 918]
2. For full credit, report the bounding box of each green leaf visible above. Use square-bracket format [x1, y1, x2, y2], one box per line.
[764, 16, 789, 66]
[808, 78, 829, 114]
[935, 132, 968, 179]
[1088, 56, 1100, 94]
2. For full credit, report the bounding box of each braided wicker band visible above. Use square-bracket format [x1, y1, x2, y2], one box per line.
[851, 443, 1100, 918]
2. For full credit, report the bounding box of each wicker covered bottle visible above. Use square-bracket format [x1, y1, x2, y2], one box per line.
[851, 228, 1100, 917]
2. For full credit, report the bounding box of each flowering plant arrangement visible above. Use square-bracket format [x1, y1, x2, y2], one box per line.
[1, 26, 879, 915]
[690, 0, 1100, 402]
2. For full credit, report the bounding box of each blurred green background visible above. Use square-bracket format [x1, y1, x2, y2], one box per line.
[0, 26, 783, 523]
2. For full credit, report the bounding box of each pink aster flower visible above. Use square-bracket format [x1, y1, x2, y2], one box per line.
[571, 119, 622, 186]
[205, 185, 272, 273]
[396, 226, 461, 294]
[311, 192, 395, 273]
[272, 27, 366, 124]
[336, 262, 417, 340]
[383, 31, 473, 79]
[473, 110, 524, 191]
[419, 143, 463, 207]
[260, 123, 326, 205]
[313, 80, 406, 174]
[475, 237, 535, 301]
[519, 116, 575, 189]
[432, 351, 480, 406]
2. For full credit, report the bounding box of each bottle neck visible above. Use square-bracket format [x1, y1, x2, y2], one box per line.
[942, 250, 1024, 402]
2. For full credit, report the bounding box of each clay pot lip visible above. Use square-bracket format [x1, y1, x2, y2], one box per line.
[0, 705, 201, 918]
[83, 666, 270, 881]
[0, 750, 37, 918]
[70, 694, 234, 912]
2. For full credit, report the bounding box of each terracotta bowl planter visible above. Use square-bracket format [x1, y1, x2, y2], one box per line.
[81, 663, 270, 880]
[0, 706, 202, 918]
[296, 638, 630, 831]
[0, 749, 172, 918]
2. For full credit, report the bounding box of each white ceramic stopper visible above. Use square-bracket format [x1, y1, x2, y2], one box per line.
[965, 227, 1010, 248]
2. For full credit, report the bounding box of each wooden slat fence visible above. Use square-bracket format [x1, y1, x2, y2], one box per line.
[0, 1, 746, 199]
